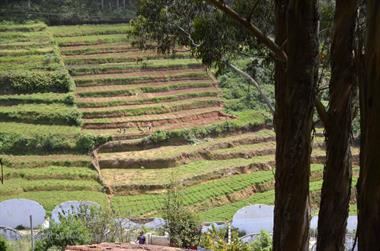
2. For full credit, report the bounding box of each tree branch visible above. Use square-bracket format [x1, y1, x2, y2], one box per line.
[228, 62, 275, 114]
[315, 99, 329, 130]
[206, 0, 287, 62]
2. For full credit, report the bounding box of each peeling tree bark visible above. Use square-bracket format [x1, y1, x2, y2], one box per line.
[316, 1, 357, 251]
[357, 1, 380, 250]
[273, 0, 319, 250]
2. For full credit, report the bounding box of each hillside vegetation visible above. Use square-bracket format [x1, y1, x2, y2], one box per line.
[0, 22, 359, 222]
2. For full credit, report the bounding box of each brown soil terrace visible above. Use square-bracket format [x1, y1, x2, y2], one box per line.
[83, 108, 229, 129]
[80, 97, 222, 113]
[65, 243, 187, 251]
[76, 87, 221, 105]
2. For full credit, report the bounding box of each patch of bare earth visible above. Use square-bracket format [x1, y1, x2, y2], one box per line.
[76, 87, 221, 106]
[83, 107, 229, 129]
[65, 243, 187, 251]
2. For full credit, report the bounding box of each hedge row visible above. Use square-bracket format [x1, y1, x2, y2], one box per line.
[0, 104, 82, 126]
[143, 110, 271, 144]
[0, 131, 110, 154]
[0, 92, 74, 106]
[0, 71, 75, 94]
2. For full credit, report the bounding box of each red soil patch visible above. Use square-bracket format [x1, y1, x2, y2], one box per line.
[80, 96, 222, 113]
[66, 243, 186, 251]
[83, 107, 231, 129]
[76, 87, 221, 105]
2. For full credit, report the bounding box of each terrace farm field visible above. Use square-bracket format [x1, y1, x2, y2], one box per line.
[0, 23, 360, 223]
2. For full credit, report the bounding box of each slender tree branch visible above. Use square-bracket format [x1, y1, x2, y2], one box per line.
[228, 62, 275, 114]
[206, 0, 287, 62]
[247, 0, 260, 22]
[315, 99, 329, 130]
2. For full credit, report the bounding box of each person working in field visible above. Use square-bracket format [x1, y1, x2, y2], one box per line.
[136, 231, 146, 244]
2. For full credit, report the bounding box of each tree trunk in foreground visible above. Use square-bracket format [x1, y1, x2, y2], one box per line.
[357, 1, 380, 250]
[273, 0, 319, 250]
[317, 1, 357, 250]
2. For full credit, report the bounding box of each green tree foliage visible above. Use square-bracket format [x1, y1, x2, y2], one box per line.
[249, 231, 272, 251]
[163, 184, 201, 248]
[0, 236, 8, 251]
[200, 225, 249, 251]
[0, 0, 137, 25]
[35, 206, 124, 251]
[35, 216, 91, 251]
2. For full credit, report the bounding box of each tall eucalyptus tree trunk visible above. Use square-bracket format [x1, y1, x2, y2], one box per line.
[317, 1, 357, 250]
[357, 1, 380, 250]
[273, 0, 319, 250]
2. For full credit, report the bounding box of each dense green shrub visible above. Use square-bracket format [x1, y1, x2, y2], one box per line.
[0, 71, 75, 94]
[249, 231, 272, 251]
[0, 130, 110, 154]
[76, 134, 110, 153]
[144, 112, 269, 145]
[0, 104, 82, 126]
[200, 226, 249, 251]
[35, 216, 91, 251]
[163, 185, 200, 248]
[0, 236, 8, 251]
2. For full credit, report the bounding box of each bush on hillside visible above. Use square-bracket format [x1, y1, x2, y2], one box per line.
[249, 231, 272, 251]
[35, 216, 91, 251]
[0, 71, 74, 94]
[0, 132, 110, 154]
[163, 184, 200, 248]
[200, 225, 249, 251]
[0, 236, 8, 251]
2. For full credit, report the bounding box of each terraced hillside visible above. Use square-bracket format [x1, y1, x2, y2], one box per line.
[0, 22, 108, 211]
[49, 24, 230, 140]
[0, 23, 359, 223]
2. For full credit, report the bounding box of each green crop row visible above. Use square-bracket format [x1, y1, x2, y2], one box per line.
[0, 178, 103, 196]
[77, 91, 219, 108]
[64, 53, 192, 65]
[68, 58, 201, 76]
[199, 174, 358, 222]
[0, 31, 51, 43]
[143, 110, 270, 145]
[0, 92, 74, 106]
[0, 62, 62, 72]
[0, 154, 91, 168]
[0, 22, 47, 32]
[0, 40, 53, 50]
[0, 53, 56, 64]
[49, 24, 132, 37]
[84, 99, 222, 118]
[4, 166, 98, 180]
[61, 44, 138, 56]
[0, 191, 109, 212]
[75, 72, 209, 87]
[0, 47, 54, 57]
[0, 71, 75, 94]
[56, 34, 132, 46]
[112, 169, 276, 217]
[0, 122, 110, 154]
[0, 103, 82, 126]
[103, 155, 276, 188]
[78, 82, 213, 98]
